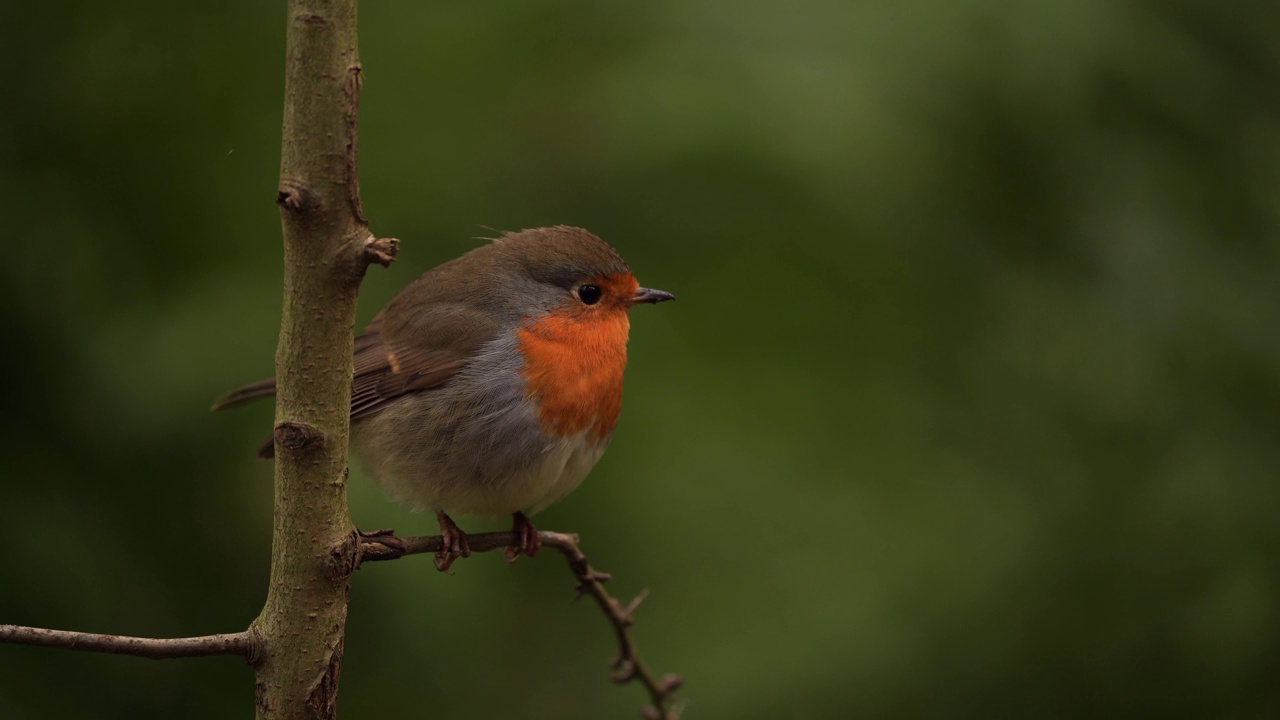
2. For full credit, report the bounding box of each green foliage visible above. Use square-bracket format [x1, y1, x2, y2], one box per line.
[2, 1, 1277, 717]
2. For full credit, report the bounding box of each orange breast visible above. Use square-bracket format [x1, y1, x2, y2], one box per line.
[517, 308, 630, 442]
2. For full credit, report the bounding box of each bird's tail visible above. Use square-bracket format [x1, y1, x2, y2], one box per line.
[211, 377, 278, 458]
[210, 377, 277, 411]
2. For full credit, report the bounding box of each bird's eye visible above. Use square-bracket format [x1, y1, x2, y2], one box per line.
[577, 284, 603, 305]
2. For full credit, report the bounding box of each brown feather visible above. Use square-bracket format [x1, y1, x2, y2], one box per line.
[215, 226, 631, 458]
[217, 308, 497, 457]
[210, 377, 278, 411]
[349, 333, 470, 420]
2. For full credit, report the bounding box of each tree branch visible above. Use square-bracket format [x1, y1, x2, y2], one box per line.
[253, 2, 377, 718]
[0, 625, 255, 661]
[357, 529, 685, 720]
[5, 3, 681, 716]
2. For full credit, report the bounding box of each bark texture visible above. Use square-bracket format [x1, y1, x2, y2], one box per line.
[252, 2, 370, 718]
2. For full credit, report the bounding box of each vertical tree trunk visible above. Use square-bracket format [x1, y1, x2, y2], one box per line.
[252, 1, 369, 717]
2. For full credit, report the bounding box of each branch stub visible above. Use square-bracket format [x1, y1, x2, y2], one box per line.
[273, 422, 324, 453]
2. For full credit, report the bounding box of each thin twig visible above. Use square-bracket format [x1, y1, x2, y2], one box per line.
[0, 625, 254, 660]
[358, 529, 684, 719]
[362, 234, 400, 267]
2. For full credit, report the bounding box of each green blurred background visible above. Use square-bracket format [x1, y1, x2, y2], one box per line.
[3, 1, 1278, 718]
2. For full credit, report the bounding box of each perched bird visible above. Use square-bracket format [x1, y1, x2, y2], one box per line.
[214, 226, 673, 571]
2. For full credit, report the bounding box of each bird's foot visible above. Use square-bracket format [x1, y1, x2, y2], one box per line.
[504, 511, 542, 563]
[434, 510, 471, 573]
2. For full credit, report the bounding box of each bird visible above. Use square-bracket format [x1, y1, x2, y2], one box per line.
[213, 226, 674, 571]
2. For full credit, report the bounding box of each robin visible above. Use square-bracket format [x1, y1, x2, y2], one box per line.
[214, 226, 674, 571]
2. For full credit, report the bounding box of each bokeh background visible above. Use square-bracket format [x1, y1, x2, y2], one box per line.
[3, 1, 1278, 718]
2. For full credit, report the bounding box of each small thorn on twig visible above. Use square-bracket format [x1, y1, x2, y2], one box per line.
[611, 658, 638, 683]
[347, 528, 682, 714]
[657, 674, 685, 694]
[363, 236, 399, 267]
[623, 589, 650, 620]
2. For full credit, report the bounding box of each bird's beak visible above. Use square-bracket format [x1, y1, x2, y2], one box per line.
[630, 287, 675, 305]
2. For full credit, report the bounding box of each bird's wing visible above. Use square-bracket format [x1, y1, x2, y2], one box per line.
[348, 331, 467, 419]
[212, 302, 502, 423]
[349, 301, 499, 420]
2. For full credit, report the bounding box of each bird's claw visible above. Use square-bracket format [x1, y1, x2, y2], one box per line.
[434, 511, 471, 573]
[504, 511, 542, 563]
